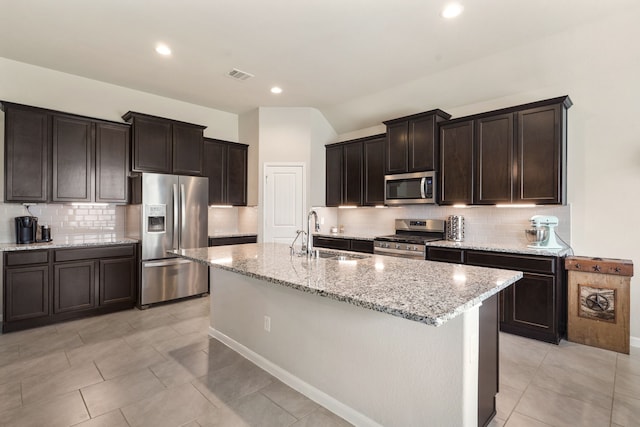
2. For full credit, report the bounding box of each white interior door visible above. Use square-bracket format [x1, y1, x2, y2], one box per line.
[264, 165, 304, 243]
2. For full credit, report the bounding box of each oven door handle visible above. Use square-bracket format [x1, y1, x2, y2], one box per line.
[420, 177, 427, 199]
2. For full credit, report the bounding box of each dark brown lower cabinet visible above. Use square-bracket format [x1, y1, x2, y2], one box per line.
[208, 235, 257, 247]
[54, 261, 96, 314]
[4, 265, 49, 322]
[2, 244, 138, 333]
[100, 258, 136, 306]
[312, 236, 374, 254]
[428, 247, 565, 344]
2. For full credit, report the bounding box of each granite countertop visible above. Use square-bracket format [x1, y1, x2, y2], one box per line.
[314, 232, 571, 257]
[425, 240, 572, 257]
[170, 243, 522, 326]
[0, 234, 138, 252]
[208, 233, 258, 239]
[313, 232, 375, 241]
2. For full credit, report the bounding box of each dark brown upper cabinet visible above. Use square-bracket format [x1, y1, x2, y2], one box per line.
[325, 144, 343, 207]
[123, 111, 206, 176]
[383, 110, 451, 174]
[475, 113, 514, 204]
[2, 103, 50, 202]
[362, 136, 386, 206]
[203, 138, 248, 206]
[439, 120, 474, 205]
[2, 102, 130, 204]
[325, 134, 385, 207]
[439, 96, 571, 206]
[52, 115, 94, 203]
[95, 122, 130, 203]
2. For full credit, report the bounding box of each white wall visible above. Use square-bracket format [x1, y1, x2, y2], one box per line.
[239, 108, 260, 206]
[256, 107, 336, 239]
[331, 8, 640, 343]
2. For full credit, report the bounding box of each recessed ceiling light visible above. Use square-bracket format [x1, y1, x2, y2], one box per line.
[270, 86, 283, 94]
[441, 3, 464, 19]
[155, 43, 171, 56]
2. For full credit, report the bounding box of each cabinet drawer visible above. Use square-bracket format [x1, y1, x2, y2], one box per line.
[208, 236, 257, 246]
[428, 247, 465, 264]
[350, 239, 374, 254]
[5, 250, 49, 266]
[54, 245, 135, 262]
[313, 236, 350, 251]
[466, 251, 555, 274]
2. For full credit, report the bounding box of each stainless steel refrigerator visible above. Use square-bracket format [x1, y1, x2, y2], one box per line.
[126, 173, 208, 306]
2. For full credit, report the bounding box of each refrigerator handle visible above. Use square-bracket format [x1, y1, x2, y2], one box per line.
[180, 183, 186, 249]
[173, 183, 179, 250]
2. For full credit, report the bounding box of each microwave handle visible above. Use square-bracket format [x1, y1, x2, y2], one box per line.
[420, 177, 426, 199]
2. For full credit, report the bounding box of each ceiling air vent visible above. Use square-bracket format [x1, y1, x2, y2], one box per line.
[226, 68, 254, 81]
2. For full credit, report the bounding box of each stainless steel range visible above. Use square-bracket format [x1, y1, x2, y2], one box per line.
[374, 219, 445, 259]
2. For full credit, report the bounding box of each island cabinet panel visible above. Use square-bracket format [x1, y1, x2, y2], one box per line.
[172, 122, 204, 176]
[362, 136, 385, 206]
[384, 110, 450, 175]
[516, 104, 564, 204]
[475, 114, 514, 204]
[478, 294, 499, 427]
[203, 138, 248, 206]
[95, 122, 130, 203]
[439, 120, 474, 205]
[2, 244, 138, 333]
[3, 104, 50, 202]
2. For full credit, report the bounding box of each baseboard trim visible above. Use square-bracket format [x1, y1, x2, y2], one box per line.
[209, 326, 382, 427]
[630, 335, 640, 349]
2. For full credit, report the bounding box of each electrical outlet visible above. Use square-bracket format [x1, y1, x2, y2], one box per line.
[264, 315, 271, 332]
[320, 217, 325, 225]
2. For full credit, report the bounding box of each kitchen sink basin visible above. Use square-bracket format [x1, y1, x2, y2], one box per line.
[315, 250, 369, 261]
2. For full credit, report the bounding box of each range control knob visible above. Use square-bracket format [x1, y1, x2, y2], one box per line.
[395, 243, 400, 249]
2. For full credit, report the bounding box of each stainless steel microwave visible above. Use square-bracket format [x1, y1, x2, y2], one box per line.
[384, 171, 436, 205]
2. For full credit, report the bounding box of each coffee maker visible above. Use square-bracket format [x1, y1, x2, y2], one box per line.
[15, 216, 38, 244]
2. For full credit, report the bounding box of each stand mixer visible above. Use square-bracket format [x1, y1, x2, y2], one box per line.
[525, 215, 563, 249]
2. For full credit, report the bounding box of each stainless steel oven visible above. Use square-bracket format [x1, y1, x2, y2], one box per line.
[374, 219, 445, 259]
[384, 171, 436, 205]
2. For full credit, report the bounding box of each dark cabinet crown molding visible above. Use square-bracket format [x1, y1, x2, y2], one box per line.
[121, 111, 206, 130]
[382, 109, 452, 125]
[1, 100, 131, 127]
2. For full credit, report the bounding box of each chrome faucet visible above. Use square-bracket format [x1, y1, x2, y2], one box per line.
[306, 209, 320, 256]
[290, 229, 307, 256]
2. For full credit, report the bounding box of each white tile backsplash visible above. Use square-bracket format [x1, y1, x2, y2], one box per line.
[208, 206, 258, 235]
[333, 204, 571, 248]
[0, 202, 123, 243]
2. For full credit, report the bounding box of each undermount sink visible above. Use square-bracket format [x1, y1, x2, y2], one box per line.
[315, 250, 369, 261]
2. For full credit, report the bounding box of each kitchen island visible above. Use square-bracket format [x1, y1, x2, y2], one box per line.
[171, 243, 522, 427]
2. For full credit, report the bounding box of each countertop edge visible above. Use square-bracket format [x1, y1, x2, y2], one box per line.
[171, 248, 523, 327]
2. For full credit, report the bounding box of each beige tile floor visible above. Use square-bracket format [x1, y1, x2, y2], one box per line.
[0, 296, 638, 427]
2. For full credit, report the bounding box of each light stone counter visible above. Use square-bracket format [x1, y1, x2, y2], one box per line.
[208, 232, 258, 239]
[0, 234, 138, 251]
[313, 231, 375, 241]
[170, 242, 522, 326]
[425, 239, 572, 257]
